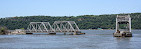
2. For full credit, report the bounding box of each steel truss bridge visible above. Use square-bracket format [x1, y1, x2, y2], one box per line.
[26, 21, 81, 34]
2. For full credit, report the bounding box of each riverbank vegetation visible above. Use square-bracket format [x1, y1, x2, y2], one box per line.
[0, 26, 9, 34]
[0, 13, 141, 30]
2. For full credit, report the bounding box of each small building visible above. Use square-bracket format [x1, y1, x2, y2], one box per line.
[97, 28, 103, 30]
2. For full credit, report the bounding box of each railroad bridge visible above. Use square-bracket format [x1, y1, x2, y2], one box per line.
[26, 21, 84, 35]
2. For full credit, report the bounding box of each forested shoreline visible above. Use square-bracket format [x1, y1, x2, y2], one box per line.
[0, 13, 141, 30]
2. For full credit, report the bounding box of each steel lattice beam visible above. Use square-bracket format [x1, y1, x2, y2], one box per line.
[26, 21, 80, 33]
[26, 22, 55, 33]
[52, 21, 80, 33]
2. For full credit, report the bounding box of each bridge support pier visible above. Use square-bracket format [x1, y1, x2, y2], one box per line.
[73, 33, 77, 35]
[48, 33, 56, 35]
[26, 33, 33, 34]
[64, 33, 66, 35]
[113, 15, 132, 37]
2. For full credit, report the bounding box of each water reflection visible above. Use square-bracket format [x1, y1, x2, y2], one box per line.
[115, 37, 132, 49]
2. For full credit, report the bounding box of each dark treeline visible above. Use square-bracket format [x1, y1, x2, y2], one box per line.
[0, 13, 141, 30]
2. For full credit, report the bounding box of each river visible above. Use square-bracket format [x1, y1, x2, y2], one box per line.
[0, 30, 141, 49]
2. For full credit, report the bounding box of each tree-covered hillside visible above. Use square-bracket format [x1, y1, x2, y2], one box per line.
[0, 13, 141, 30]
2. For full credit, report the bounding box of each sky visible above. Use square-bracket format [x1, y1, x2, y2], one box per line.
[0, 0, 141, 18]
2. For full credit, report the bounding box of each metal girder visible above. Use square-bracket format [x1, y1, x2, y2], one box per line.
[52, 21, 80, 33]
[26, 21, 80, 33]
[26, 22, 55, 33]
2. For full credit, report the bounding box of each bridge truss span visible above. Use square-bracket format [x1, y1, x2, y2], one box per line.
[26, 21, 82, 34]
[26, 22, 55, 33]
[52, 21, 80, 33]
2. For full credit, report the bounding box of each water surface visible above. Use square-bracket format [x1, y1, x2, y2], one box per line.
[0, 30, 141, 49]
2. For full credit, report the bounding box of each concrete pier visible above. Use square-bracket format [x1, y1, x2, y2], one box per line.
[48, 33, 56, 35]
[26, 33, 33, 34]
[113, 15, 132, 37]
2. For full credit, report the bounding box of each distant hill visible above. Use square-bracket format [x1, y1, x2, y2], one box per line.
[0, 13, 141, 30]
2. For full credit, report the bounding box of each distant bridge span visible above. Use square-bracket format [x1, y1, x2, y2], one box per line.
[26, 21, 83, 34]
